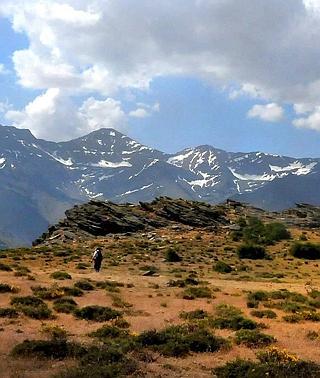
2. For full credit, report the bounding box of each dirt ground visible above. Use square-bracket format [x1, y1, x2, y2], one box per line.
[0, 226, 320, 377]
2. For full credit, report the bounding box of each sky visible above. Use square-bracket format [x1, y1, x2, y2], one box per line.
[1, 1, 320, 157]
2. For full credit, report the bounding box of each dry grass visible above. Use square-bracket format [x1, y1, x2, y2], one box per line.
[0, 226, 320, 376]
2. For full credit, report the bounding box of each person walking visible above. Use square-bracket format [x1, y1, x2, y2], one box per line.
[92, 247, 103, 272]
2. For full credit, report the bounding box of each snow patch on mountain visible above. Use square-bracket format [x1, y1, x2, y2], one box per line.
[93, 160, 132, 168]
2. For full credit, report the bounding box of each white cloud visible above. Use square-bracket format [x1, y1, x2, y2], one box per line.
[293, 103, 315, 114]
[247, 103, 284, 123]
[293, 107, 320, 130]
[79, 97, 125, 132]
[129, 102, 160, 118]
[5, 90, 126, 141]
[0, 64, 10, 75]
[2, 1, 320, 136]
[129, 108, 150, 118]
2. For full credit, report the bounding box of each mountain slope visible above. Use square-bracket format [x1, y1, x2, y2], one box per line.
[0, 125, 319, 245]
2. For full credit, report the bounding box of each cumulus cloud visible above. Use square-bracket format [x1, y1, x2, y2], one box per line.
[6, 90, 125, 141]
[293, 107, 320, 130]
[78, 97, 125, 132]
[247, 103, 284, 123]
[129, 102, 160, 118]
[2, 0, 320, 136]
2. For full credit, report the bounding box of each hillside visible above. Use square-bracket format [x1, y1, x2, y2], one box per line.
[1, 198, 320, 376]
[0, 125, 320, 246]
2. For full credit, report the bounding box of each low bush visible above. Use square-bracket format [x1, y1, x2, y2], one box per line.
[165, 248, 182, 262]
[11, 339, 82, 359]
[167, 276, 199, 288]
[137, 324, 228, 357]
[0, 283, 19, 293]
[214, 358, 320, 378]
[180, 309, 209, 320]
[31, 285, 64, 300]
[11, 296, 52, 319]
[0, 307, 19, 318]
[182, 286, 212, 300]
[212, 304, 258, 330]
[74, 306, 122, 322]
[0, 263, 12, 272]
[235, 329, 276, 348]
[14, 266, 31, 277]
[53, 297, 78, 313]
[291, 242, 320, 260]
[62, 286, 84, 297]
[89, 325, 129, 340]
[214, 261, 232, 274]
[74, 280, 95, 291]
[237, 244, 267, 259]
[51, 271, 72, 280]
[41, 324, 68, 341]
[250, 309, 277, 319]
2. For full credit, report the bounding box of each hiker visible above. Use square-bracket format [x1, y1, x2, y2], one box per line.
[92, 247, 103, 272]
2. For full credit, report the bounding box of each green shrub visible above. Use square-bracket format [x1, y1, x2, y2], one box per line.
[89, 325, 129, 340]
[11, 339, 82, 359]
[137, 324, 228, 357]
[0, 263, 12, 272]
[214, 261, 232, 274]
[50, 271, 72, 280]
[62, 286, 84, 297]
[237, 244, 267, 259]
[0, 307, 19, 318]
[250, 310, 277, 319]
[213, 357, 320, 378]
[180, 309, 209, 320]
[212, 304, 258, 330]
[14, 266, 31, 277]
[182, 286, 212, 300]
[11, 296, 52, 319]
[0, 283, 19, 293]
[165, 248, 182, 262]
[235, 329, 276, 348]
[167, 276, 199, 288]
[31, 285, 64, 300]
[53, 297, 78, 313]
[74, 280, 95, 291]
[239, 217, 290, 245]
[291, 242, 320, 260]
[74, 306, 122, 322]
[264, 222, 291, 243]
[41, 324, 68, 341]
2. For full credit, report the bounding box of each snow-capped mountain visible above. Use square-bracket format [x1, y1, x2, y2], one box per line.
[0, 125, 319, 246]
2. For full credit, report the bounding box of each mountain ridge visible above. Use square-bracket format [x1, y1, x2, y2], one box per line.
[0, 124, 320, 246]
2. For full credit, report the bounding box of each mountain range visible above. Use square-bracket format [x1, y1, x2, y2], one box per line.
[0, 125, 319, 246]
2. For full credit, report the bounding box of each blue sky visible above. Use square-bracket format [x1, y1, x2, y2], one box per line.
[1, 1, 320, 157]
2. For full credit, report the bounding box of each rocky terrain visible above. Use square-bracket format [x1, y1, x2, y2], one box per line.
[34, 197, 320, 246]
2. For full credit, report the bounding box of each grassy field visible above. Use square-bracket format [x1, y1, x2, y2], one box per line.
[1, 225, 320, 377]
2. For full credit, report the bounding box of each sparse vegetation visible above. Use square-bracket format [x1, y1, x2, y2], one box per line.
[234, 329, 276, 348]
[11, 296, 52, 319]
[237, 244, 267, 259]
[50, 271, 72, 280]
[137, 324, 228, 357]
[291, 242, 320, 259]
[182, 286, 212, 299]
[214, 261, 232, 273]
[74, 306, 122, 322]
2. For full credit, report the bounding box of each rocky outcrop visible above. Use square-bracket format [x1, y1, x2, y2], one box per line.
[33, 197, 320, 246]
[33, 197, 229, 245]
